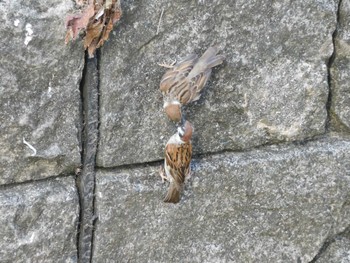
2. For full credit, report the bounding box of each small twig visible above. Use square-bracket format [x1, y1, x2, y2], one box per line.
[23, 137, 37, 156]
[156, 7, 164, 35]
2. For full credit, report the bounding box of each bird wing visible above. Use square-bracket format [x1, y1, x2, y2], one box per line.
[160, 47, 224, 105]
[186, 47, 225, 102]
[159, 54, 198, 93]
[165, 142, 192, 185]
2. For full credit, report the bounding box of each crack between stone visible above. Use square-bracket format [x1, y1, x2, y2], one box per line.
[96, 133, 339, 172]
[75, 51, 87, 263]
[90, 48, 101, 263]
[76, 51, 100, 263]
[308, 2, 343, 262]
[136, 34, 159, 53]
[309, 235, 334, 263]
[325, 0, 341, 132]
[0, 174, 74, 190]
[309, 225, 350, 263]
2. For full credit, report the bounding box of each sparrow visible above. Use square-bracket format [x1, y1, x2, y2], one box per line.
[160, 120, 193, 203]
[159, 46, 225, 122]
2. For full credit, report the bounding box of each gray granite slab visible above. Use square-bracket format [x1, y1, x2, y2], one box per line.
[93, 137, 350, 262]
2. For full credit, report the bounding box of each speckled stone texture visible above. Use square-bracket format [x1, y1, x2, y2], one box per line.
[0, 0, 84, 185]
[317, 236, 350, 263]
[0, 177, 79, 262]
[93, 137, 350, 263]
[2, 0, 350, 262]
[97, 0, 337, 167]
[331, 0, 350, 131]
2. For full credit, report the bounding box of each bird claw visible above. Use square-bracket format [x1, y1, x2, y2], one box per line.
[158, 165, 169, 183]
[158, 59, 177, 68]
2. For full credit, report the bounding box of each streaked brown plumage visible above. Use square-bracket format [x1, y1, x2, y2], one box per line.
[160, 47, 225, 122]
[162, 121, 193, 203]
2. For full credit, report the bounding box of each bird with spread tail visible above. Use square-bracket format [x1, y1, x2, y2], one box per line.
[160, 121, 193, 203]
[159, 46, 225, 122]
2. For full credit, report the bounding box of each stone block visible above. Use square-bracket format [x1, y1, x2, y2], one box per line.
[0, 177, 79, 262]
[93, 137, 350, 262]
[97, 0, 337, 167]
[0, 0, 84, 184]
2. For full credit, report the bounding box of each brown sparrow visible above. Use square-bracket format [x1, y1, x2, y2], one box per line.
[160, 121, 193, 203]
[159, 47, 225, 122]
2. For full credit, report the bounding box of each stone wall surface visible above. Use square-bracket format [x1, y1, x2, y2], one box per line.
[0, 0, 83, 185]
[1, 0, 350, 262]
[93, 137, 350, 263]
[0, 0, 82, 261]
[97, 0, 337, 167]
[0, 177, 79, 262]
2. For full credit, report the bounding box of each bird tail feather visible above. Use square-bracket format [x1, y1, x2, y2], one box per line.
[163, 183, 181, 203]
[204, 54, 225, 68]
[199, 47, 225, 68]
[189, 47, 224, 78]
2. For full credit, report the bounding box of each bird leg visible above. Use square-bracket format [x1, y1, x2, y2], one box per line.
[158, 59, 177, 68]
[158, 165, 169, 183]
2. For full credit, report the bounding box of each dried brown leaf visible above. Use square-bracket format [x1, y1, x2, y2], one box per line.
[84, 21, 104, 49]
[95, 18, 111, 49]
[65, 0, 122, 57]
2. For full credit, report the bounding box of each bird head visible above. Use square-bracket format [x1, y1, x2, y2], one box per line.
[164, 101, 182, 123]
[177, 120, 193, 142]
